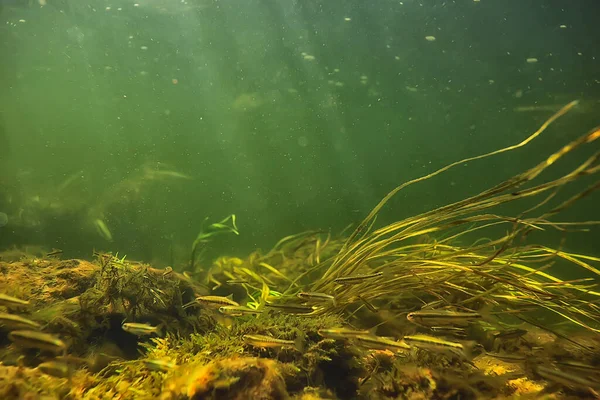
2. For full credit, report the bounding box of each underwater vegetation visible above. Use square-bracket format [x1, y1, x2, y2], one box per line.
[0, 102, 599, 399]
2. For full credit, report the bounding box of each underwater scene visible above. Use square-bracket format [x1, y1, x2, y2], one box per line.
[1, 0, 600, 399]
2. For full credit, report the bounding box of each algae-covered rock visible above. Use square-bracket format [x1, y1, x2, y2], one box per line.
[161, 357, 289, 400]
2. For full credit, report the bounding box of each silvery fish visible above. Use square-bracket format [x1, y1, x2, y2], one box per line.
[122, 322, 162, 336]
[0, 312, 41, 330]
[0, 293, 30, 308]
[8, 330, 67, 354]
[243, 334, 304, 352]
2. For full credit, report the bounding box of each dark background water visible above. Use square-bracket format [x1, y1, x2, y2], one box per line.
[0, 0, 598, 268]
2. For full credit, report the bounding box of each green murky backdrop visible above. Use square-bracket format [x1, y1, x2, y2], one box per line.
[0, 0, 598, 268]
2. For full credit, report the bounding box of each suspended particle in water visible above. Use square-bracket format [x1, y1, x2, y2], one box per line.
[0, 212, 8, 228]
[344, 17, 351, 22]
[559, 24, 567, 29]
[140, 46, 148, 50]
[425, 36, 436, 41]
[172, 78, 178, 85]
[297, 136, 308, 147]
[526, 57, 538, 63]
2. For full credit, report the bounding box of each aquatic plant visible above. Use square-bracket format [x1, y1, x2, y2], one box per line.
[298, 100, 600, 334]
[190, 214, 239, 270]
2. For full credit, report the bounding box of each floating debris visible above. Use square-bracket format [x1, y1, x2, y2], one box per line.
[301, 52, 316, 61]
[425, 36, 436, 41]
[46, 249, 63, 258]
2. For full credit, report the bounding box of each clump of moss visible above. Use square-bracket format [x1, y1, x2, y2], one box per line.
[92, 311, 365, 399]
[291, 387, 336, 400]
[360, 362, 437, 400]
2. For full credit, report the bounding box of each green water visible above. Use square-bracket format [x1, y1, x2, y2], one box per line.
[1, 0, 598, 267]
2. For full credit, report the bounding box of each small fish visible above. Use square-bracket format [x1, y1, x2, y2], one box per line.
[403, 334, 476, 360]
[0, 293, 30, 308]
[162, 266, 173, 277]
[243, 334, 304, 352]
[219, 305, 263, 316]
[429, 326, 467, 338]
[37, 360, 72, 379]
[407, 310, 482, 327]
[485, 352, 527, 363]
[491, 328, 528, 340]
[193, 295, 239, 309]
[353, 335, 411, 352]
[357, 295, 378, 313]
[554, 360, 600, 375]
[36, 360, 73, 379]
[8, 330, 67, 354]
[122, 322, 162, 336]
[226, 279, 249, 285]
[144, 359, 176, 372]
[334, 271, 383, 285]
[0, 312, 41, 330]
[46, 249, 63, 258]
[318, 327, 373, 340]
[535, 365, 600, 390]
[297, 292, 337, 306]
[265, 302, 317, 314]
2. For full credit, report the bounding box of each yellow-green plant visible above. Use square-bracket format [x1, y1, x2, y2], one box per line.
[190, 214, 239, 269]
